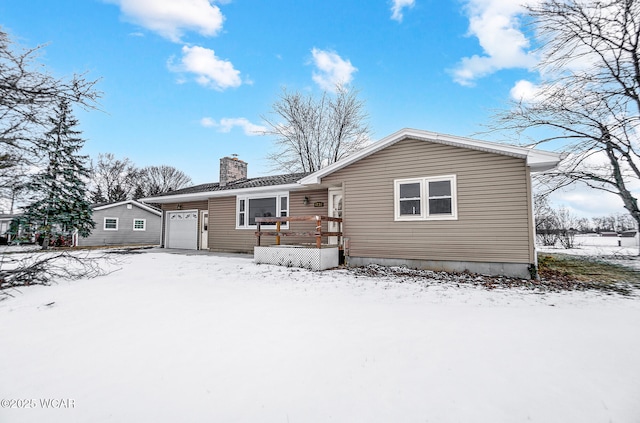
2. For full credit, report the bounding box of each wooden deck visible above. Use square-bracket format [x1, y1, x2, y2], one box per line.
[255, 215, 343, 248]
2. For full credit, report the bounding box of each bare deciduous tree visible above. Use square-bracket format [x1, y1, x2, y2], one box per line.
[262, 85, 370, 173]
[535, 194, 559, 246]
[90, 153, 139, 203]
[555, 207, 578, 249]
[492, 0, 640, 238]
[1, 251, 118, 298]
[138, 165, 192, 197]
[0, 27, 99, 208]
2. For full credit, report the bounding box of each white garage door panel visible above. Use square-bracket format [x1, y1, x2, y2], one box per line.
[166, 211, 198, 250]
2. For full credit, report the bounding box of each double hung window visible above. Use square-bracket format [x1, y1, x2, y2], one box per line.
[394, 175, 457, 221]
[104, 217, 119, 230]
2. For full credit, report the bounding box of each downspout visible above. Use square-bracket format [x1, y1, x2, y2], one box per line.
[525, 165, 538, 279]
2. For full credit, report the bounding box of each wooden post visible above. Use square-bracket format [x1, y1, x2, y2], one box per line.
[276, 221, 281, 245]
[316, 216, 321, 248]
[256, 221, 261, 246]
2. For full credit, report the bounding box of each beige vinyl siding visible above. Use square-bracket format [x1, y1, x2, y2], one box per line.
[322, 138, 534, 264]
[289, 189, 330, 244]
[209, 196, 252, 252]
[161, 201, 209, 212]
[208, 190, 329, 253]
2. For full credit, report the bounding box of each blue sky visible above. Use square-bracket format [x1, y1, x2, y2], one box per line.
[0, 0, 632, 218]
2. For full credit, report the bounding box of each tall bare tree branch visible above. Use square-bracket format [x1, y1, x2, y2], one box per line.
[262, 85, 370, 173]
[490, 0, 640, 237]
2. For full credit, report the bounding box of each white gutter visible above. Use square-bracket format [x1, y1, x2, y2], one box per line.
[141, 183, 305, 204]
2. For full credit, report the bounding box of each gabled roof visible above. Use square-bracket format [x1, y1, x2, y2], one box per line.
[141, 129, 564, 204]
[141, 172, 310, 203]
[93, 200, 162, 216]
[299, 128, 564, 185]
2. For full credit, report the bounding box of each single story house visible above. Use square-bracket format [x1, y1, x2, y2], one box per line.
[141, 128, 563, 278]
[75, 200, 162, 247]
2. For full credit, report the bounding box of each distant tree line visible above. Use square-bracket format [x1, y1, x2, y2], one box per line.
[534, 194, 637, 249]
[89, 153, 192, 204]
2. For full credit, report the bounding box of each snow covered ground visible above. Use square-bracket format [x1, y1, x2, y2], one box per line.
[1, 249, 639, 422]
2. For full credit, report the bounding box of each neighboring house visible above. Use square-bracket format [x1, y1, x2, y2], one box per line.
[75, 200, 162, 247]
[0, 214, 19, 244]
[142, 128, 563, 278]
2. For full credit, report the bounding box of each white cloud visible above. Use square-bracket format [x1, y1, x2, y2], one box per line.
[548, 185, 631, 218]
[200, 117, 266, 135]
[310, 48, 357, 92]
[107, 0, 224, 42]
[544, 150, 640, 217]
[170, 45, 242, 91]
[200, 117, 217, 127]
[510, 79, 541, 102]
[390, 0, 415, 22]
[452, 0, 538, 86]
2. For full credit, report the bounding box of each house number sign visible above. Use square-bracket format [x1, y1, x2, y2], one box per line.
[314, 202, 324, 207]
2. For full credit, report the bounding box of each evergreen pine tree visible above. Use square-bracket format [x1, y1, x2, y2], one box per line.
[132, 184, 146, 200]
[22, 99, 95, 249]
[90, 186, 106, 204]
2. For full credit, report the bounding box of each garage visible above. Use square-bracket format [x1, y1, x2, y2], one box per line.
[165, 210, 198, 250]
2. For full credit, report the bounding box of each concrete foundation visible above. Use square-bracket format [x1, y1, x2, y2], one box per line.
[346, 256, 533, 279]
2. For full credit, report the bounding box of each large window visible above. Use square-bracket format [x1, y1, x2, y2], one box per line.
[237, 193, 289, 229]
[104, 217, 119, 230]
[394, 175, 457, 221]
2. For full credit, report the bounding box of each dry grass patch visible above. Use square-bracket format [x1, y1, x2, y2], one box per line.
[538, 253, 640, 288]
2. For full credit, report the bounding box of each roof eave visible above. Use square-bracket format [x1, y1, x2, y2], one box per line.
[526, 150, 565, 173]
[93, 200, 162, 216]
[140, 183, 305, 204]
[299, 128, 540, 185]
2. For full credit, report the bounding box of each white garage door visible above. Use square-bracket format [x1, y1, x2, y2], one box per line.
[166, 210, 198, 250]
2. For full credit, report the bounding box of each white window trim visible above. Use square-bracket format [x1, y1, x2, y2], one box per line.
[236, 192, 289, 229]
[394, 175, 458, 221]
[104, 217, 119, 231]
[133, 218, 146, 231]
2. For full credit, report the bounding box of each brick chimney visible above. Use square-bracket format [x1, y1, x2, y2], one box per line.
[219, 156, 247, 187]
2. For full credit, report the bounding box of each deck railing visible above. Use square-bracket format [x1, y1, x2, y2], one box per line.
[255, 215, 342, 248]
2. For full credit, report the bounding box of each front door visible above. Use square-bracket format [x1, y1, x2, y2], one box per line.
[200, 210, 209, 250]
[328, 187, 343, 245]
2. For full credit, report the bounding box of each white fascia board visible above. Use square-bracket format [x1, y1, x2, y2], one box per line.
[140, 183, 305, 204]
[93, 200, 162, 216]
[299, 128, 563, 185]
[526, 150, 565, 172]
[132, 201, 163, 216]
[93, 200, 131, 211]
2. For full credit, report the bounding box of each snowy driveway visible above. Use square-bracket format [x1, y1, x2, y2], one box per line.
[1, 250, 639, 422]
